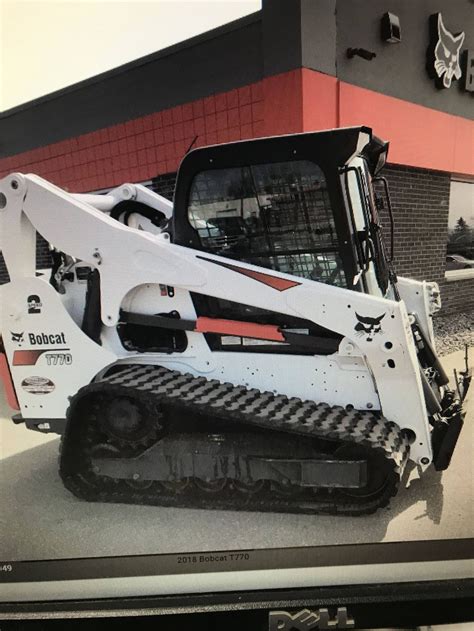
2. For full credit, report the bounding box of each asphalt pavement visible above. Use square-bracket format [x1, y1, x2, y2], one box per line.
[1, 349, 472, 561]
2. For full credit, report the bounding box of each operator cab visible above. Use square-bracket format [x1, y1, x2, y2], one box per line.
[173, 126, 393, 299]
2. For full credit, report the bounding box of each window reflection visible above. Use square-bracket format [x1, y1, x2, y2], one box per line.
[446, 179, 474, 272]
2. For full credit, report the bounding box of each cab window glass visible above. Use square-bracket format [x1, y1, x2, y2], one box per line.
[188, 160, 346, 287]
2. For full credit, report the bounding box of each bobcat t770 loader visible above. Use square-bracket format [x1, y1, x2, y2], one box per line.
[0, 127, 470, 514]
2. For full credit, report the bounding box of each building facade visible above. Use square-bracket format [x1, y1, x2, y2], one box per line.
[0, 0, 473, 313]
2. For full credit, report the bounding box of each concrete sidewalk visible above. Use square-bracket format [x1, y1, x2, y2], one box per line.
[1, 349, 472, 561]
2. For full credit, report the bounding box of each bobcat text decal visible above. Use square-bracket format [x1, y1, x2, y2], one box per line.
[28, 332, 67, 345]
[10, 331, 67, 347]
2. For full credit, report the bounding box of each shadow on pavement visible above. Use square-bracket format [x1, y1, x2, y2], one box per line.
[399, 462, 444, 525]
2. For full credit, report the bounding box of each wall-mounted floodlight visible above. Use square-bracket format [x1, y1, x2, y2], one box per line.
[381, 12, 401, 43]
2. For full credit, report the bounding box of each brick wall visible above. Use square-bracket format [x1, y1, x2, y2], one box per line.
[383, 164, 474, 315]
[382, 165, 450, 280]
[0, 78, 271, 193]
[439, 277, 474, 314]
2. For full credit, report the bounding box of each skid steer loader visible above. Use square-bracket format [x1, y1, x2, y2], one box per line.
[0, 126, 470, 515]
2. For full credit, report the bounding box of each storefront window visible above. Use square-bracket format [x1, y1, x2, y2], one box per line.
[446, 179, 474, 280]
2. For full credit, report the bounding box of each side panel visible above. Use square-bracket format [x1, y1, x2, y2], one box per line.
[1, 278, 116, 419]
[114, 353, 380, 413]
[109, 284, 380, 410]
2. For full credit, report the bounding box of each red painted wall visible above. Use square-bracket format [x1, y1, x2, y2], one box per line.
[301, 68, 338, 131]
[338, 81, 474, 177]
[0, 78, 269, 192]
[0, 68, 472, 192]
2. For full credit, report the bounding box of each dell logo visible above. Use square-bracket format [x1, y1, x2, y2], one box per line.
[269, 607, 354, 630]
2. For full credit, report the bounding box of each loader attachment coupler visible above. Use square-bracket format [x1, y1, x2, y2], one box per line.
[431, 345, 471, 472]
[460, 344, 472, 400]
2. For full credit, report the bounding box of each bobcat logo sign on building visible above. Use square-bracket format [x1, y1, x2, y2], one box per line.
[427, 13, 467, 89]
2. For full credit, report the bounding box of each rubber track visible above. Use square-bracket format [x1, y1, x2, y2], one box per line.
[60, 364, 411, 515]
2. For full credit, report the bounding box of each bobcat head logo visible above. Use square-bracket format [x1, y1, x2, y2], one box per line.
[432, 14, 465, 88]
[354, 313, 385, 342]
[10, 331, 24, 343]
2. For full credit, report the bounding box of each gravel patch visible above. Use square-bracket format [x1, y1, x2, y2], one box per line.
[433, 310, 474, 356]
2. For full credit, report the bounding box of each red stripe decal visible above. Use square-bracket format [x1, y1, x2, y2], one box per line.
[197, 256, 301, 291]
[196, 317, 285, 342]
[233, 267, 301, 291]
[0, 353, 20, 410]
[13, 350, 46, 366]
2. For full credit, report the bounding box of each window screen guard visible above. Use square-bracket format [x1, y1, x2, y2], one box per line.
[187, 160, 347, 288]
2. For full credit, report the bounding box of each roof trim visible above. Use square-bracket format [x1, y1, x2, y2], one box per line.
[0, 10, 261, 119]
